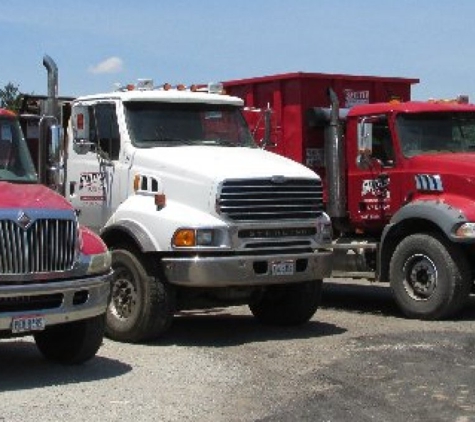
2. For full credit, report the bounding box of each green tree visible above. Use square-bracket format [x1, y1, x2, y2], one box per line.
[0, 82, 22, 112]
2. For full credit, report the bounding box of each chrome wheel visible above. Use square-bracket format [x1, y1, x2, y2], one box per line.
[110, 268, 138, 320]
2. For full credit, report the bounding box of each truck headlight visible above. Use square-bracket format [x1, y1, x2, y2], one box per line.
[173, 228, 217, 247]
[454, 222, 475, 239]
[87, 251, 112, 274]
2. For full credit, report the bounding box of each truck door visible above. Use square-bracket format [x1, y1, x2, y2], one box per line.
[347, 116, 402, 226]
[67, 102, 121, 233]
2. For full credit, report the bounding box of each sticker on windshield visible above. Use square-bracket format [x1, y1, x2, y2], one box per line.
[205, 111, 222, 119]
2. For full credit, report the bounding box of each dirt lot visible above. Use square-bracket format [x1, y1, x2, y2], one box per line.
[2, 279, 475, 422]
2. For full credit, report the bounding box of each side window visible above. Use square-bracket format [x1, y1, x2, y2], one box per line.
[372, 118, 395, 166]
[90, 104, 120, 160]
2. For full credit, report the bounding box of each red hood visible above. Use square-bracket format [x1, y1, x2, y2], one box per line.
[408, 153, 475, 219]
[0, 182, 72, 210]
[409, 153, 475, 177]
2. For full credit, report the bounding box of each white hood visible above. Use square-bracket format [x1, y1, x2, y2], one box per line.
[131, 146, 320, 217]
[133, 146, 318, 182]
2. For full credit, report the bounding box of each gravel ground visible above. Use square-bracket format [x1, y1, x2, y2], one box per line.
[2, 279, 475, 422]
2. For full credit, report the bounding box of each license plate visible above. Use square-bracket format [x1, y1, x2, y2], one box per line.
[271, 260, 294, 276]
[11, 315, 46, 334]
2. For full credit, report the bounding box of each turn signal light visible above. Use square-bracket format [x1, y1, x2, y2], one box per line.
[173, 229, 196, 247]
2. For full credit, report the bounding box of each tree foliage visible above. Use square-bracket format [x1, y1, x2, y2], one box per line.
[0, 82, 22, 112]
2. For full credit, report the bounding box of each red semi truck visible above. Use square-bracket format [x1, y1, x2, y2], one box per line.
[224, 72, 475, 320]
[0, 106, 111, 363]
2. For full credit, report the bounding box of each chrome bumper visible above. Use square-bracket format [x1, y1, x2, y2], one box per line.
[0, 271, 111, 332]
[162, 250, 333, 287]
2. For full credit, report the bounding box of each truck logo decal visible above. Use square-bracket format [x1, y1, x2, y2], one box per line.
[79, 172, 106, 202]
[361, 178, 390, 198]
[344, 89, 370, 108]
[415, 174, 443, 192]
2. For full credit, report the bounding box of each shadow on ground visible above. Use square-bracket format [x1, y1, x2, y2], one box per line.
[0, 339, 132, 392]
[153, 307, 346, 348]
[320, 279, 475, 320]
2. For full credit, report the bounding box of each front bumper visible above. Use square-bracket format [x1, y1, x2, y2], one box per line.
[0, 271, 112, 333]
[162, 250, 333, 287]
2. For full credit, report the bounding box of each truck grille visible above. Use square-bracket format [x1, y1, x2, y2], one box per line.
[0, 218, 77, 274]
[217, 178, 324, 221]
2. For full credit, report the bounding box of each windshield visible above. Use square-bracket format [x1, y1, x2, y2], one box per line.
[396, 112, 475, 157]
[124, 102, 256, 148]
[0, 117, 37, 182]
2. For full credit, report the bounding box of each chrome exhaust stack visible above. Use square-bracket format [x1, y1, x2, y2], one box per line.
[324, 88, 347, 228]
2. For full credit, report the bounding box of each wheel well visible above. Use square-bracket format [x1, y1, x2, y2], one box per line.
[101, 228, 143, 254]
[379, 218, 445, 282]
[101, 227, 164, 280]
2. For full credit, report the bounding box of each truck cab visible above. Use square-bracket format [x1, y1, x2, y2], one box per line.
[59, 82, 333, 343]
[0, 107, 111, 364]
[224, 72, 475, 320]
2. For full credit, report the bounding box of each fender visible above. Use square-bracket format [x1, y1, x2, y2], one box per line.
[386, 199, 467, 240]
[378, 199, 469, 282]
[101, 219, 158, 252]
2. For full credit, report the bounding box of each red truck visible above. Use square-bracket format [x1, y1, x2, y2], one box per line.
[224, 72, 475, 320]
[0, 106, 111, 363]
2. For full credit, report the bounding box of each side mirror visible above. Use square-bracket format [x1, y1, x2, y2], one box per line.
[47, 125, 65, 194]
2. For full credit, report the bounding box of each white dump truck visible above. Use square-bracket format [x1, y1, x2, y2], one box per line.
[29, 55, 333, 343]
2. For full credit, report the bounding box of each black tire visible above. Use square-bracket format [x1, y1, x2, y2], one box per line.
[106, 248, 175, 343]
[389, 233, 471, 320]
[34, 315, 105, 364]
[249, 280, 322, 325]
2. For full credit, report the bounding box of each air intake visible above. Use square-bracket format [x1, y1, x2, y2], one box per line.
[217, 178, 323, 221]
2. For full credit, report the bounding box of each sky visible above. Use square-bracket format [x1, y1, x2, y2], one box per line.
[1, 0, 475, 101]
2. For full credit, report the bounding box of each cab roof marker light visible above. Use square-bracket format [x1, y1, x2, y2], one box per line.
[136, 79, 154, 90]
[208, 82, 224, 94]
[428, 95, 470, 104]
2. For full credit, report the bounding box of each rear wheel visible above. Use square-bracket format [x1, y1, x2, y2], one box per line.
[249, 280, 322, 325]
[34, 315, 105, 364]
[389, 233, 471, 319]
[106, 248, 175, 343]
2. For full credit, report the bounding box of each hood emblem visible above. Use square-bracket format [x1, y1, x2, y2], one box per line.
[17, 211, 33, 230]
[271, 175, 286, 184]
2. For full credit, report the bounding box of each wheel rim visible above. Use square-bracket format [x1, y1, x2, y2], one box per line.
[402, 253, 438, 301]
[109, 267, 138, 320]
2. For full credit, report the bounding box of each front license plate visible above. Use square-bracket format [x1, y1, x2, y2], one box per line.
[11, 315, 46, 334]
[271, 260, 294, 276]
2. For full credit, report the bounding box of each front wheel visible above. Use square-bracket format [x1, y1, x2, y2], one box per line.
[106, 248, 175, 343]
[249, 280, 322, 325]
[389, 233, 471, 319]
[34, 315, 105, 364]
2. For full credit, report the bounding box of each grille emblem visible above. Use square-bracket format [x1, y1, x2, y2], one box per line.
[271, 175, 286, 184]
[17, 211, 33, 230]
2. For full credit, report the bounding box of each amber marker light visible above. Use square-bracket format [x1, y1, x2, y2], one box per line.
[173, 229, 196, 247]
[133, 174, 141, 192]
[154, 193, 166, 208]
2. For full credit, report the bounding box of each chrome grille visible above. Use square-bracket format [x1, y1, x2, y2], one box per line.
[0, 218, 77, 274]
[217, 178, 324, 221]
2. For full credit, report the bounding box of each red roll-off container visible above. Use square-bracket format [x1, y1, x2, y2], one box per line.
[223, 72, 419, 171]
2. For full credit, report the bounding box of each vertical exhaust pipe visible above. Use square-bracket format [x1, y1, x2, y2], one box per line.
[324, 88, 347, 226]
[40, 55, 62, 190]
[42, 54, 59, 118]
